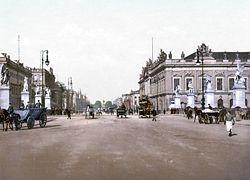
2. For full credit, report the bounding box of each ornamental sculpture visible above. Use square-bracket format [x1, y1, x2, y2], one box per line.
[0, 64, 10, 86]
[235, 60, 245, 86]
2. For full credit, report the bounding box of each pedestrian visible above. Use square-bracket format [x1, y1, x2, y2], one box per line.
[67, 109, 71, 119]
[224, 110, 235, 137]
[152, 109, 157, 121]
[208, 104, 212, 110]
[193, 106, 198, 123]
[163, 109, 166, 115]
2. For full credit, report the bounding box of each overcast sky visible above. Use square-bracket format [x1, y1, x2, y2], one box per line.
[1, 0, 250, 103]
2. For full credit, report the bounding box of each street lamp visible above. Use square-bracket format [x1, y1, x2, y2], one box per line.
[41, 50, 49, 107]
[155, 76, 159, 113]
[196, 49, 205, 110]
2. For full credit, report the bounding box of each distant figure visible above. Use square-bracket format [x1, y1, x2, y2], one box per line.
[163, 109, 166, 115]
[152, 109, 157, 121]
[35, 100, 42, 108]
[193, 106, 198, 122]
[208, 104, 212, 110]
[67, 109, 71, 119]
[224, 110, 235, 137]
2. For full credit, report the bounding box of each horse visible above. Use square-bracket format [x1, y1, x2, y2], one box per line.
[184, 107, 193, 119]
[0, 109, 14, 131]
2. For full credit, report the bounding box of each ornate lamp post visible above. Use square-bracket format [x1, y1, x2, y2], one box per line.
[196, 49, 205, 110]
[41, 50, 49, 107]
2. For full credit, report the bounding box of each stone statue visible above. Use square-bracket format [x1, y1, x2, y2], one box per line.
[45, 88, 50, 97]
[0, 64, 10, 86]
[235, 60, 245, 85]
[181, 51, 185, 59]
[188, 81, 194, 94]
[158, 49, 167, 62]
[175, 85, 180, 96]
[23, 77, 28, 92]
[169, 51, 172, 59]
[206, 77, 212, 91]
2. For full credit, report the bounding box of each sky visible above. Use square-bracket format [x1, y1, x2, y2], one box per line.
[1, 0, 250, 103]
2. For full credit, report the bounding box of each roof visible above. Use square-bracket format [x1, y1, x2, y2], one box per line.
[185, 52, 250, 61]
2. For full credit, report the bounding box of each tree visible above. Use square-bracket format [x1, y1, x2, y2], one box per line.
[105, 101, 112, 109]
[94, 100, 102, 109]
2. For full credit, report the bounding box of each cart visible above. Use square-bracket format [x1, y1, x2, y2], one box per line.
[13, 108, 47, 129]
[116, 107, 127, 118]
[200, 109, 220, 124]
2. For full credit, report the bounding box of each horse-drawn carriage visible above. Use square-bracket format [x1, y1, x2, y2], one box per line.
[196, 109, 220, 124]
[116, 106, 127, 118]
[138, 96, 152, 118]
[13, 108, 48, 129]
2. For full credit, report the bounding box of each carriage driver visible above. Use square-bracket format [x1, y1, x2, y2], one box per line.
[8, 103, 14, 117]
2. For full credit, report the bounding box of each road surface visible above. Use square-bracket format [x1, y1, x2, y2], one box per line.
[0, 113, 250, 180]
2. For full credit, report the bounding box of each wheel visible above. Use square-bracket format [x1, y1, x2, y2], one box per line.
[39, 113, 47, 128]
[27, 116, 35, 129]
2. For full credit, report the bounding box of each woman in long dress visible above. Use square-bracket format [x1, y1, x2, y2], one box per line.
[224, 110, 235, 136]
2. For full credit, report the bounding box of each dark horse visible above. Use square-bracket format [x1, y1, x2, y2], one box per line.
[0, 109, 14, 131]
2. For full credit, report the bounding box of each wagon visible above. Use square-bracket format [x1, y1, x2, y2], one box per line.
[13, 108, 47, 129]
[116, 107, 127, 118]
[200, 109, 220, 124]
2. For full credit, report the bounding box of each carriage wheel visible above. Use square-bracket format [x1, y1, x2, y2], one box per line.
[39, 113, 47, 128]
[27, 116, 35, 129]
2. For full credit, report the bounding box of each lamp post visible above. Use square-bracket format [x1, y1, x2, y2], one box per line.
[196, 49, 205, 110]
[156, 77, 159, 113]
[41, 50, 49, 108]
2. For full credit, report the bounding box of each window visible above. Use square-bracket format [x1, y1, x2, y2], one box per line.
[216, 77, 223, 91]
[229, 78, 234, 90]
[185, 78, 193, 90]
[173, 78, 180, 91]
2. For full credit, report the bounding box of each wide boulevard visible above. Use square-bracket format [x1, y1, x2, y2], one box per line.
[0, 113, 250, 180]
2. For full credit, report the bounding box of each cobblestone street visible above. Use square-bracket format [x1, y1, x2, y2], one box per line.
[1, 113, 250, 180]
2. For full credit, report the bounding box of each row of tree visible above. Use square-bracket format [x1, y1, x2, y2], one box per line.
[93, 100, 116, 110]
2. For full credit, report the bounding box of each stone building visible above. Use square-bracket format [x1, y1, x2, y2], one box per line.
[122, 90, 140, 113]
[138, 44, 250, 111]
[0, 53, 32, 108]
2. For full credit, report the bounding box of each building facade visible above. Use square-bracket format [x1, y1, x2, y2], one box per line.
[139, 44, 250, 111]
[122, 90, 140, 113]
[0, 53, 32, 108]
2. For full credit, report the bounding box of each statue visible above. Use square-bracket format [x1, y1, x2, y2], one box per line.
[23, 77, 28, 92]
[45, 88, 51, 97]
[181, 51, 185, 59]
[158, 49, 167, 62]
[0, 64, 10, 86]
[175, 85, 180, 96]
[206, 76, 212, 91]
[188, 81, 194, 94]
[235, 60, 245, 85]
[169, 51, 172, 59]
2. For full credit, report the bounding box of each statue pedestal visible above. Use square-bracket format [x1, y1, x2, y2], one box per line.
[0, 85, 10, 109]
[45, 95, 51, 110]
[232, 84, 246, 108]
[174, 95, 181, 108]
[187, 93, 194, 108]
[205, 90, 215, 108]
[21, 91, 29, 107]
